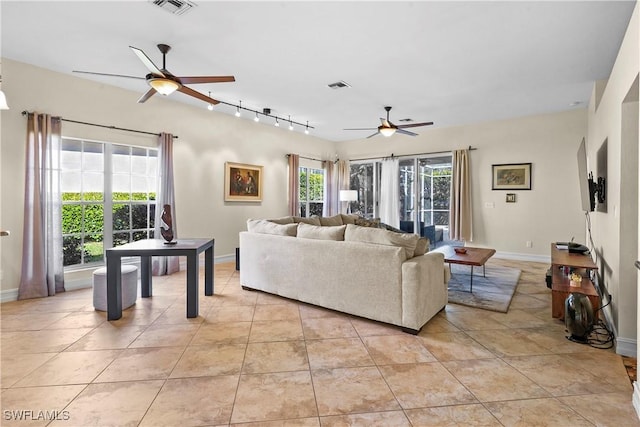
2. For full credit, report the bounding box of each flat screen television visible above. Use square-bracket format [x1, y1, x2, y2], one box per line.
[577, 138, 595, 212]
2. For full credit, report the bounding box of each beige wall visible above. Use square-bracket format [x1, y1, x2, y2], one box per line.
[0, 59, 334, 295]
[586, 3, 639, 356]
[338, 108, 589, 260]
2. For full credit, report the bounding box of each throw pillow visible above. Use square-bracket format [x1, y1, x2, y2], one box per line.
[344, 224, 419, 259]
[267, 216, 294, 225]
[413, 237, 429, 257]
[354, 217, 381, 228]
[247, 219, 297, 237]
[293, 216, 322, 226]
[319, 214, 344, 226]
[297, 223, 346, 241]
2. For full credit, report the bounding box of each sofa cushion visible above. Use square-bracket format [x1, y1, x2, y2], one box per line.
[267, 216, 294, 225]
[319, 214, 344, 226]
[297, 223, 346, 241]
[340, 214, 360, 225]
[414, 237, 429, 257]
[293, 216, 322, 226]
[344, 224, 419, 259]
[247, 219, 297, 237]
[354, 217, 381, 228]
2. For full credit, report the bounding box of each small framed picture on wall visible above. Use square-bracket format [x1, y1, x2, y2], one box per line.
[492, 163, 532, 190]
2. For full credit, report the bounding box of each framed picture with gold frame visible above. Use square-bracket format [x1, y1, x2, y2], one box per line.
[492, 163, 532, 190]
[224, 162, 263, 202]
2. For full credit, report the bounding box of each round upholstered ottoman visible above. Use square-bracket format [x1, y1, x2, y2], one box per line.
[92, 265, 138, 311]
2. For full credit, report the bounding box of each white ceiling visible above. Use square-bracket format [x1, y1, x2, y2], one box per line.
[1, 1, 636, 142]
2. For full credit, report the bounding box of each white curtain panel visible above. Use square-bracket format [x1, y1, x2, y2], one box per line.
[380, 157, 400, 228]
[19, 113, 65, 299]
[336, 159, 350, 214]
[152, 132, 180, 276]
[322, 160, 336, 216]
[288, 154, 300, 216]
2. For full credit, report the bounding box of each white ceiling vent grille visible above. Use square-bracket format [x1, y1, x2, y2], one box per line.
[150, 0, 196, 16]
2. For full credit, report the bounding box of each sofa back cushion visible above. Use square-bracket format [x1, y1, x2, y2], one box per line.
[247, 219, 298, 237]
[340, 214, 360, 225]
[414, 237, 429, 256]
[297, 223, 346, 241]
[344, 224, 419, 259]
[319, 214, 344, 226]
[267, 216, 294, 225]
[293, 216, 322, 226]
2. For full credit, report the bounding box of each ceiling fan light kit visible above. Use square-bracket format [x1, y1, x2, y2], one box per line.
[149, 77, 180, 95]
[379, 127, 396, 137]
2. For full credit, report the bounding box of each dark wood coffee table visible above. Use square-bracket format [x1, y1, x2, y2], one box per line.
[434, 246, 496, 292]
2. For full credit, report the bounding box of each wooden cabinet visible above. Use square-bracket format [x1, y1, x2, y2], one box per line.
[550, 243, 599, 319]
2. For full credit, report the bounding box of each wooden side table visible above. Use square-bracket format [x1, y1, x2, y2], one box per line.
[550, 243, 599, 319]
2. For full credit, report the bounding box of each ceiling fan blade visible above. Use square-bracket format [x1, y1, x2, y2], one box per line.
[397, 121, 434, 129]
[344, 127, 377, 131]
[366, 131, 380, 139]
[176, 76, 235, 84]
[137, 88, 157, 103]
[396, 128, 418, 137]
[129, 46, 165, 77]
[177, 85, 220, 105]
[73, 70, 145, 80]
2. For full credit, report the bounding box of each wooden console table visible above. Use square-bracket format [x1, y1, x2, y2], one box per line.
[550, 243, 599, 319]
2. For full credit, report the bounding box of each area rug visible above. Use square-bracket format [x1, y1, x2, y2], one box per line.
[447, 264, 521, 313]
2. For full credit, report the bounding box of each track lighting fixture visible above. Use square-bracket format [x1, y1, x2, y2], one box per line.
[207, 92, 214, 111]
[215, 99, 314, 133]
[305, 121, 310, 135]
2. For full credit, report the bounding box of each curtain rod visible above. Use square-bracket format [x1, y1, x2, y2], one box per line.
[349, 146, 476, 162]
[286, 154, 325, 162]
[21, 111, 178, 139]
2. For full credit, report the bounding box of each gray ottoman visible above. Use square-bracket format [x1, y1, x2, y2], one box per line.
[93, 265, 138, 311]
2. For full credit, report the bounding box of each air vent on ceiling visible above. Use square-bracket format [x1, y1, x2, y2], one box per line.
[150, 0, 196, 16]
[398, 118, 413, 122]
[327, 81, 351, 89]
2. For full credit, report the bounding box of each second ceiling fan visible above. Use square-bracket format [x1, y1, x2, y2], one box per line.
[73, 43, 235, 105]
[344, 106, 433, 138]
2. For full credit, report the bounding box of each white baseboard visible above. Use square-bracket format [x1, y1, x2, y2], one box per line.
[1, 288, 18, 303]
[616, 337, 637, 358]
[494, 251, 551, 263]
[2, 253, 238, 303]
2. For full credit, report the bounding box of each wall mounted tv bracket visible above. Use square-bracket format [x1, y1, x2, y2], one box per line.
[588, 172, 606, 205]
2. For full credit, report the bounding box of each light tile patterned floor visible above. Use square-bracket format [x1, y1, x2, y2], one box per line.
[1, 259, 639, 426]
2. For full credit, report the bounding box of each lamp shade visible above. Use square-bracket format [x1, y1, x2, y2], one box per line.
[148, 78, 181, 96]
[339, 190, 358, 202]
[0, 90, 9, 110]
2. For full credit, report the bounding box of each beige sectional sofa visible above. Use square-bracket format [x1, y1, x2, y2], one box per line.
[239, 214, 449, 334]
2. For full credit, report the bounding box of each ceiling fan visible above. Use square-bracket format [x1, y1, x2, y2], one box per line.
[73, 44, 235, 105]
[344, 106, 433, 138]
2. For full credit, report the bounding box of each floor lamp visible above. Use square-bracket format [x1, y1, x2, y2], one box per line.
[339, 190, 358, 214]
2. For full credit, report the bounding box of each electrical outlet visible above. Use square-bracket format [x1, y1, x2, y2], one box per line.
[526, 241, 532, 248]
